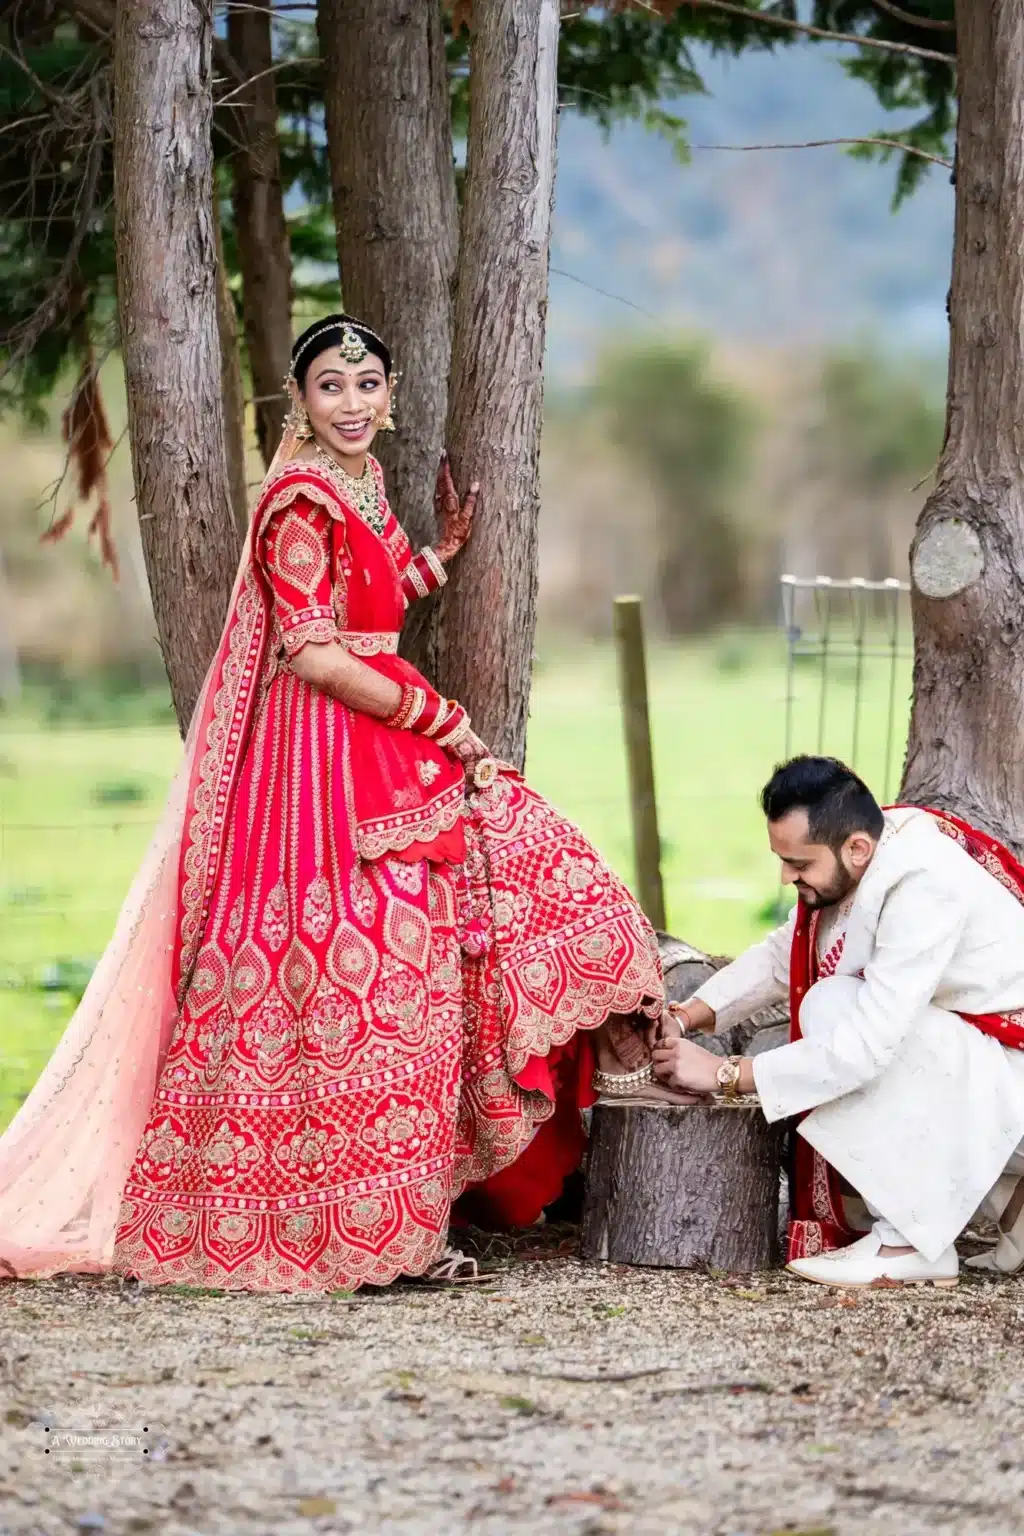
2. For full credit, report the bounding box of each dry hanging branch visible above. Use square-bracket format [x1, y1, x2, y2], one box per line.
[42, 344, 119, 577]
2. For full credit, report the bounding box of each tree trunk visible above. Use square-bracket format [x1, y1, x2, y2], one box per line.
[901, 2, 1024, 852]
[581, 1103, 785, 1272]
[113, 0, 240, 734]
[214, 198, 250, 539]
[226, 0, 292, 468]
[319, 0, 458, 669]
[433, 0, 560, 767]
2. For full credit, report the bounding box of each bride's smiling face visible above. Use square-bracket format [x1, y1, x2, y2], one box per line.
[301, 348, 391, 464]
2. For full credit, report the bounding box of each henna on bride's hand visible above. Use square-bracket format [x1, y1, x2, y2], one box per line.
[434, 451, 479, 562]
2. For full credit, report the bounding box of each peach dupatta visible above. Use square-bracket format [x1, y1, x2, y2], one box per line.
[0, 426, 304, 1279]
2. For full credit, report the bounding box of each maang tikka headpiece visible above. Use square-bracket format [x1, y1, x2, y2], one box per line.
[338, 325, 369, 364]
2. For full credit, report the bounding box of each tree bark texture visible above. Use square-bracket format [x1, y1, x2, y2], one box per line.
[227, 0, 292, 467]
[319, 0, 458, 671]
[214, 198, 250, 539]
[432, 0, 560, 767]
[901, 2, 1024, 852]
[113, 0, 241, 734]
[581, 1103, 785, 1272]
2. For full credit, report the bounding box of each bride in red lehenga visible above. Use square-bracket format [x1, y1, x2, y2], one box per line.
[0, 315, 684, 1293]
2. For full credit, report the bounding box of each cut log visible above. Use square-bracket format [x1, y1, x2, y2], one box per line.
[580, 1102, 785, 1272]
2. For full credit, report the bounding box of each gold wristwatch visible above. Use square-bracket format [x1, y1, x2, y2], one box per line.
[715, 1056, 743, 1100]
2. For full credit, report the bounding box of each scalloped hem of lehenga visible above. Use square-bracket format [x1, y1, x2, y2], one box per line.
[109, 1223, 449, 1294]
[502, 967, 664, 1084]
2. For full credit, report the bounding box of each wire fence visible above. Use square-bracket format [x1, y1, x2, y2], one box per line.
[780, 574, 913, 802]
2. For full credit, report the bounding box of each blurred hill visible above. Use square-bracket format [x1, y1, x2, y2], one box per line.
[548, 43, 953, 375]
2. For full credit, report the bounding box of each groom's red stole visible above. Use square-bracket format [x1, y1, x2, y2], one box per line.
[786, 807, 1024, 1261]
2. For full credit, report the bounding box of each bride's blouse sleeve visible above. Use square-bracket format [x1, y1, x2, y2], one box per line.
[262, 494, 343, 656]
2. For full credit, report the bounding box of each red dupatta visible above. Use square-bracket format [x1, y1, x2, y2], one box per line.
[787, 806, 1024, 1261]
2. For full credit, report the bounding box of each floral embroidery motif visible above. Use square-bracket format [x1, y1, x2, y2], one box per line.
[325, 921, 379, 999]
[260, 880, 289, 952]
[360, 1096, 438, 1159]
[302, 874, 334, 944]
[216, 1214, 254, 1243]
[385, 859, 424, 897]
[417, 760, 441, 787]
[350, 867, 379, 927]
[138, 1118, 191, 1178]
[159, 1209, 193, 1238]
[225, 893, 244, 951]
[274, 1116, 349, 1180]
[383, 898, 431, 970]
[541, 853, 608, 905]
[201, 1120, 262, 1184]
[281, 935, 318, 1014]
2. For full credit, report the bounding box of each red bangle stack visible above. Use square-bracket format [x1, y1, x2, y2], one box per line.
[384, 684, 472, 748]
[385, 684, 427, 731]
[401, 548, 449, 602]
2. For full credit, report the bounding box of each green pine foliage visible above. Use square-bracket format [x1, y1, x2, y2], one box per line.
[0, 3, 956, 417]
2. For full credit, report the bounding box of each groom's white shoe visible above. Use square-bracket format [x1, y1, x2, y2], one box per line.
[786, 1228, 959, 1288]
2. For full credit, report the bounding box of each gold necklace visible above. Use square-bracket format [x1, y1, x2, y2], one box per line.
[313, 446, 384, 535]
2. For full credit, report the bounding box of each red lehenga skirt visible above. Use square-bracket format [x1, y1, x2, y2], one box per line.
[111, 465, 663, 1291]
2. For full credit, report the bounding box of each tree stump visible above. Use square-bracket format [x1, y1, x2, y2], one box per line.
[580, 1102, 785, 1272]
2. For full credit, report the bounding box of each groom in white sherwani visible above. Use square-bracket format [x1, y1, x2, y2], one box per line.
[655, 756, 1024, 1287]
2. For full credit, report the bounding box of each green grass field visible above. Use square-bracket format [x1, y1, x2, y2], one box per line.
[0, 633, 911, 1128]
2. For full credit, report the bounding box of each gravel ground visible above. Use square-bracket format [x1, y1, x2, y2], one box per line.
[3, 1229, 1024, 1536]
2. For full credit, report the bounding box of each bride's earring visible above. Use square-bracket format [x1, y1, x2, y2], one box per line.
[376, 371, 399, 433]
[283, 376, 312, 442]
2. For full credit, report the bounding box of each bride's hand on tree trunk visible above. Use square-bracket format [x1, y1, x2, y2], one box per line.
[433, 452, 479, 563]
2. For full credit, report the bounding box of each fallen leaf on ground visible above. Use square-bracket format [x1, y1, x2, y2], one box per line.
[545, 1490, 624, 1511]
[297, 1497, 336, 1517]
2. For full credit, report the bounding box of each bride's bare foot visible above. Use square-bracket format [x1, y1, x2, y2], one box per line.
[593, 1017, 705, 1106]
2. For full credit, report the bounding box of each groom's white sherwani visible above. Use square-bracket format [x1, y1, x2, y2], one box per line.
[693, 808, 1024, 1260]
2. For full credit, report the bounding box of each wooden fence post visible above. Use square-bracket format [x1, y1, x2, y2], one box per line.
[613, 595, 666, 930]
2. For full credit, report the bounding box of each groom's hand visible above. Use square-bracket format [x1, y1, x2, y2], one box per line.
[644, 1008, 682, 1049]
[652, 1036, 720, 1095]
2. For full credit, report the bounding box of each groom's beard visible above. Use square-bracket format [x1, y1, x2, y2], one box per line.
[796, 860, 857, 911]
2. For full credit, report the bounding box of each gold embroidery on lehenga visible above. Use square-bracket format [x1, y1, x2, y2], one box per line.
[228, 938, 272, 1015]
[325, 920, 379, 999]
[383, 899, 432, 970]
[301, 873, 334, 943]
[260, 879, 289, 952]
[281, 935, 319, 1014]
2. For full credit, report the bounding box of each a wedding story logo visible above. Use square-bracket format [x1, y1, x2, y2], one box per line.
[31, 1418, 170, 1483]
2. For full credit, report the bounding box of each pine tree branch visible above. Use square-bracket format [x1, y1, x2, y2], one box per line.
[0, 77, 108, 378]
[871, 0, 954, 32]
[690, 134, 952, 167]
[627, 0, 952, 65]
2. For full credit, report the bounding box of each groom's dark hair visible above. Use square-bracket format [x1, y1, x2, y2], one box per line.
[760, 756, 884, 850]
